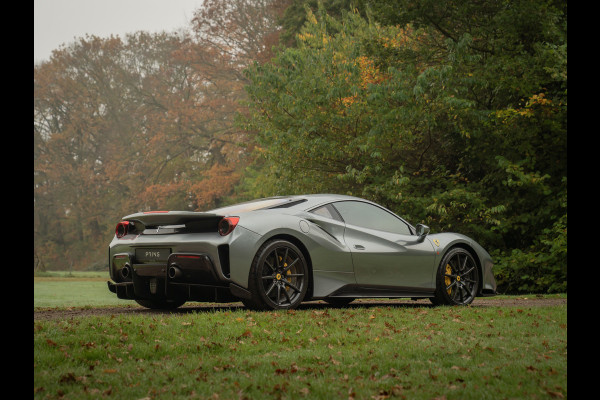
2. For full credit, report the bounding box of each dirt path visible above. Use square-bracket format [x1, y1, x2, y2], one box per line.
[33, 297, 566, 321]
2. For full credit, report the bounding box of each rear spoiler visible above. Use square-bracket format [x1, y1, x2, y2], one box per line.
[122, 211, 222, 229]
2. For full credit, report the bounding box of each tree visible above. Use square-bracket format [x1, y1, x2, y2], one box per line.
[34, 0, 290, 270]
[242, 1, 567, 292]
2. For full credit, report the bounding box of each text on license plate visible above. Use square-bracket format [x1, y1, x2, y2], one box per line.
[135, 248, 171, 262]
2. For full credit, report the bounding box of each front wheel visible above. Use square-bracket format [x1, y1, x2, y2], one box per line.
[430, 248, 479, 306]
[246, 239, 309, 310]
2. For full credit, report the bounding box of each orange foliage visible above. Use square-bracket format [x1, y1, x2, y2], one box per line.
[356, 56, 388, 88]
[381, 25, 422, 50]
[34, 1, 285, 270]
[338, 56, 389, 108]
[189, 163, 241, 210]
[138, 164, 240, 212]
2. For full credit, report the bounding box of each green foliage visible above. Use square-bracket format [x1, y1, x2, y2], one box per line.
[242, 0, 567, 293]
[493, 190, 567, 293]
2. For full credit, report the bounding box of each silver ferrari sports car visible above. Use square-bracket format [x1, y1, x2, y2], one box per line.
[107, 194, 496, 309]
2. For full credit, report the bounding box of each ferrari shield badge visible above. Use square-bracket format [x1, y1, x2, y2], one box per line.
[433, 239, 440, 247]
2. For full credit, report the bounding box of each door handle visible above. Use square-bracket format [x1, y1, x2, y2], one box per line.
[354, 245, 365, 250]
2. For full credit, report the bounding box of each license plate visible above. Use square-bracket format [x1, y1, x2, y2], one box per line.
[135, 248, 170, 263]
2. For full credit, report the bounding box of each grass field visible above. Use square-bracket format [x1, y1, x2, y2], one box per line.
[34, 272, 567, 399]
[34, 271, 132, 308]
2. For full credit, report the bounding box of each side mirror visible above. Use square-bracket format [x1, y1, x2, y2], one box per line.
[415, 224, 430, 241]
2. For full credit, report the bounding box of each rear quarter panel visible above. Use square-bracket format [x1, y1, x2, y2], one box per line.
[230, 210, 355, 296]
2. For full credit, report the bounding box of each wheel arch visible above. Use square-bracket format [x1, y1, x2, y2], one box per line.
[440, 242, 483, 296]
[258, 233, 314, 301]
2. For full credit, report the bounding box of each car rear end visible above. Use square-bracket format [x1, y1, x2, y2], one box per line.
[107, 211, 242, 305]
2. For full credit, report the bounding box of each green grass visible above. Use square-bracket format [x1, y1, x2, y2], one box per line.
[34, 274, 567, 399]
[34, 305, 567, 399]
[34, 270, 108, 279]
[34, 271, 132, 308]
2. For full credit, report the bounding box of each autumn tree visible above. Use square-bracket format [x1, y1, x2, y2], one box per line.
[34, 0, 288, 270]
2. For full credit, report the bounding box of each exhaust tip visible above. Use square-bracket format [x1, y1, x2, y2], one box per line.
[168, 265, 182, 279]
[120, 264, 131, 279]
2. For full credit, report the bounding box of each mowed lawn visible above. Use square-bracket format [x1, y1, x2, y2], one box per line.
[34, 271, 132, 308]
[34, 272, 567, 399]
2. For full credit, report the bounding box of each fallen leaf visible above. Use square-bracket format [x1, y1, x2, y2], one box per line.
[372, 390, 390, 400]
[428, 369, 438, 381]
[59, 373, 76, 384]
[391, 385, 403, 396]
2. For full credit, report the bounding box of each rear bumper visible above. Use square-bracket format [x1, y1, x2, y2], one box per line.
[107, 280, 240, 302]
[108, 251, 239, 302]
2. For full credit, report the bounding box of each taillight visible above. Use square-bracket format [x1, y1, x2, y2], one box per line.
[115, 221, 130, 238]
[218, 217, 239, 236]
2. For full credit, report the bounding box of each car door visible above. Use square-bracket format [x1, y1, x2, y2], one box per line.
[331, 200, 437, 290]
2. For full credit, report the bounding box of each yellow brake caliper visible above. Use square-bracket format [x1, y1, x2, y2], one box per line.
[285, 264, 292, 290]
[281, 256, 292, 292]
[445, 264, 452, 295]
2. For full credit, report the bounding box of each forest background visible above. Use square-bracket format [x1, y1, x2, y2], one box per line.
[33, 0, 567, 294]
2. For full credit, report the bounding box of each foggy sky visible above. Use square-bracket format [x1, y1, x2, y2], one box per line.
[34, 0, 203, 64]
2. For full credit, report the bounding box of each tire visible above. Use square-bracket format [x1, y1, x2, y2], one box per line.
[323, 297, 355, 306]
[246, 239, 309, 310]
[135, 299, 186, 310]
[240, 298, 262, 311]
[430, 247, 479, 306]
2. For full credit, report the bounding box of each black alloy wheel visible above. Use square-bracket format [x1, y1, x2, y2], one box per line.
[431, 247, 479, 306]
[247, 239, 308, 310]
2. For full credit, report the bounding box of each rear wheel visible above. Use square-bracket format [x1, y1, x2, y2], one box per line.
[246, 239, 309, 310]
[430, 247, 479, 306]
[135, 299, 185, 310]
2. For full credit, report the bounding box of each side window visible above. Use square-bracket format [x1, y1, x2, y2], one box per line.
[332, 201, 411, 235]
[310, 205, 334, 219]
[309, 204, 343, 222]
